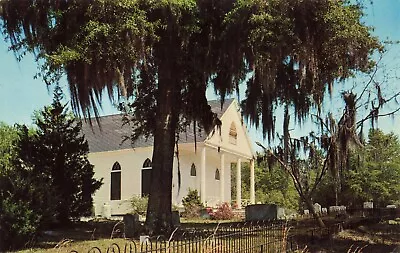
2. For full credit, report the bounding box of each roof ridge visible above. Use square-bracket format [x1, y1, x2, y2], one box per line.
[82, 98, 236, 120]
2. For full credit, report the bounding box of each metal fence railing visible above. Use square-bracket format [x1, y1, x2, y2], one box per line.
[70, 208, 399, 253]
[70, 220, 292, 253]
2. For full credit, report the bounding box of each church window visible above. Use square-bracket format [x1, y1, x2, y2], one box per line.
[142, 158, 152, 197]
[143, 158, 152, 168]
[110, 162, 121, 200]
[215, 168, 220, 180]
[190, 163, 196, 176]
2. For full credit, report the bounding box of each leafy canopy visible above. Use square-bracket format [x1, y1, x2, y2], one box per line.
[347, 129, 400, 207]
[0, 0, 380, 139]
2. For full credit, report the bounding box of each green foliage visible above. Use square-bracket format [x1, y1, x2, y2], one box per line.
[181, 189, 203, 218]
[0, 197, 40, 251]
[346, 129, 400, 207]
[0, 89, 103, 249]
[313, 129, 400, 208]
[0, 122, 19, 171]
[211, 202, 235, 220]
[0, 124, 42, 251]
[0, 0, 381, 230]
[16, 88, 102, 224]
[131, 195, 148, 216]
[231, 160, 300, 211]
[311, 173, 337, 207]
[0, 0, 381, 138]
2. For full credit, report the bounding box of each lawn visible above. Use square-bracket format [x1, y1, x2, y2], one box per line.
[10, 217, 400, 253]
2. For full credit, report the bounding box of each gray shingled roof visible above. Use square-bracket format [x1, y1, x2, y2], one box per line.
[82, 99, 234, 153]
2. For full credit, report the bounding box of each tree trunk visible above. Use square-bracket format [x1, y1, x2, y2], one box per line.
[304, 196, 325, 228]
[144, 59, 179, 234]
[334, 169, 339, 206]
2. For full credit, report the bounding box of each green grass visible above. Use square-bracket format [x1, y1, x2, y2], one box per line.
[15, 238, 128, 253]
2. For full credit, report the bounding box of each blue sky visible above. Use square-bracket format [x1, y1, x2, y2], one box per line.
[1, 2, 400, 150]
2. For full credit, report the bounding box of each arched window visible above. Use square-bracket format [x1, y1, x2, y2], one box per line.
[215, 168, 220, 180]
[110, 162, 121, 200]
[142, 158, 152, 197]
[143, 158, 152, 168]
[190, 163, 196, 176]
[112, 162, 121, 171]
[229, 122, 238, 145]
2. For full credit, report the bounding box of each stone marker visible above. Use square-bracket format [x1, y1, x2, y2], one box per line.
[386, 205, 396, 209]
[245, 204, 285, 221]
[124, 213, 140, 238]
[363, 202, 373, 209]
[172, 210, 180, 226]
[329, 206, 340, 213]
[321, 208, 328, 214]
[313, 203, 322, 213]
[140, 235, 150, 244]
[304, 209, 309, 215]
[103, 203, 111, 218]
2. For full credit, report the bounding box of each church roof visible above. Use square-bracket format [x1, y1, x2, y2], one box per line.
[82, 98, 234, 153]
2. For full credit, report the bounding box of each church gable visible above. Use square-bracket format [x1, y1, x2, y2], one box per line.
[205, 100, 254, 159]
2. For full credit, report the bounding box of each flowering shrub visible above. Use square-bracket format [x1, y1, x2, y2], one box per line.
[211, 202, 235, 220]
[205, 207, 213, 214]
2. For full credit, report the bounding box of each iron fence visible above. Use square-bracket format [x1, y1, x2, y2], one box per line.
[69, 208, 400, 253]
[70, 220, 293, 253]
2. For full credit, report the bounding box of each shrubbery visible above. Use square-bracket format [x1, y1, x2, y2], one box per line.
[211, 202, 235, 220]
[131, 195, 148, 215]
[0, 89, 102, 250]
[182, 189, 203, 218]
[0, 197, 40, 250]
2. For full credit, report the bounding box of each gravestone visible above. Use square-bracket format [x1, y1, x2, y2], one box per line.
[303, 209, 309, 215]
[329, 205, 340, 213]
[140, 235, 150, 244]
[245, 204, 285, 221]
[363, 202, 374, 209]
[172, 210, 180, 226]
[103, 203, 111, 218]
[321, 208, 328, 214]
[386, 205, 396, 209]
[123, 213, 140, 238]
[313, 203, 322, 213]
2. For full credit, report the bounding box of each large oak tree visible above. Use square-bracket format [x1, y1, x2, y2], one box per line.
[0, 0, 380, 232]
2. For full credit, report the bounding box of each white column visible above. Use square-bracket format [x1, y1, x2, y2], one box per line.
[250, 159, 255, 204]
[220, 152, 225, 203]
[201, 146, 206, 205]
[236, 158, 242, 209]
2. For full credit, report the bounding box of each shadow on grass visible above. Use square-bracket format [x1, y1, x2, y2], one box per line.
[292, 235, 398, 253]
[31, 220, 124, 250]
[289, 223, 400, 253]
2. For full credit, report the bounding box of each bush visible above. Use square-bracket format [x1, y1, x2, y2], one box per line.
[0, 198, 40, 251]
[182, 189, 203, 218]
[131, 195, 148, 215]
[211, 202, 235, 220]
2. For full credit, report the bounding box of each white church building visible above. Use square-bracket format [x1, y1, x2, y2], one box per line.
[82, 99, 256, 216]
